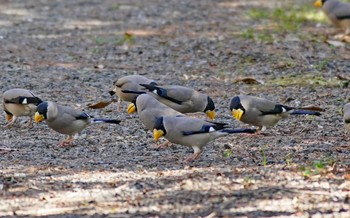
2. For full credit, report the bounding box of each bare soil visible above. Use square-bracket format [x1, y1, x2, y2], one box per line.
[0, 0, 349, 217]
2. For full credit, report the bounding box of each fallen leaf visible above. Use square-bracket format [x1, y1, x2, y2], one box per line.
[345, 174, 350, 181]
[325, 40, 345, 47]
[336, 74, 350, 81]
[234, 77, 262, 84]
[300, 105, 325, 112]
[343, 35, 350, 43]
[87, 100, 115, 109]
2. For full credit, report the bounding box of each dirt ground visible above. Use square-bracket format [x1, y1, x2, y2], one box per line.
[0, 0, 350, 217]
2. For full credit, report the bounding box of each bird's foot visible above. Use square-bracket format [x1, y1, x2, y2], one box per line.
[184, 152, 202, 163]
[116, 106, 121, 112]
[25, 118, 33, 128]
[4, 119, 16, 128]
[116, 99, 122, 112]
[152, 141, 172, 149]
[5, 122, 14, 128]
[58, 138, 74, 148]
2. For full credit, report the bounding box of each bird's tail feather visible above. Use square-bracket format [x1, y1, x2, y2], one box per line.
[92, 118, 121, 124]
[221, 128, 256, 134]
[290, 110, 321, 116]
[139, 83, 156, 91]
[121, 90, 146, 95]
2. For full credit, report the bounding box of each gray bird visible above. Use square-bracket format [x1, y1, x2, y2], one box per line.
[34, 101, 121, 147]
[230, 95, 321, 131]
[343, 103, 350, 133]
[108, 75, 157, 111]
[138, 83, 216, 120]
[3, 88, 42, 127]
[315, 0, 350, 34]
[127, 93, 184, 148]
[127, 93, 184, 130]
[153, 115, 255, 162]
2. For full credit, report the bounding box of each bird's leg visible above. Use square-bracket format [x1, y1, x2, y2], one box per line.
[58, 136, 74, 148]
[117, 98, 122, 112]
[25, 117, 33, 128]
[184, 147, 202, 163]
[152, 140, 172, 149]
[5, 116, 17, 128]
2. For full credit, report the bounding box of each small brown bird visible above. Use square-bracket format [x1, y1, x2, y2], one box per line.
[3, 88, 42, 127]
[314, 0, 350, 34]
[35, 101, 121, 147]
[109, 75, 157, 111]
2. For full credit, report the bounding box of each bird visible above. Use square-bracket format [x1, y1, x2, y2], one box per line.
[34, 101, 121, 147]
[343, 103, 350, 133]
[108, 75, 157, 111]
[126, 93, 184, 148]
[138, 83, 216, 120]
[314, 0, 350, 35]
[153, 115, 256, 162]
[3, 88, 43, 127]
[229, 95, 322, 131]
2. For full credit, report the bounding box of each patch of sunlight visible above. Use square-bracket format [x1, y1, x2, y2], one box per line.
[303, 10, 327, 22]
[126, 29, 158, 36]
[219, 0, 279, 9]
[244, 3, 329, 33]
[0, 20, 12, 26]
[267, 74, 345, 88]
[229, 198, 296, 213]
[0, 7, 34, 17]
[63, 20, 116, 30]
[29, 33, 74, 39]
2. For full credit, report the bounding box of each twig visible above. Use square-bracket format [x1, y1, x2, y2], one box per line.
[291, 48, 310, 66]
[0, 147, 20, 155]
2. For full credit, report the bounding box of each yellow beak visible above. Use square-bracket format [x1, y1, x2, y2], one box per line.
[232, 109, 244, 121]
[314, 0, 322, 7]
[206, 110, 215, 120]
[127, 103, 136, 114]
[153, 129, 164, 141]
[6, 114, 13, 121]
[34, 112, 45, 123]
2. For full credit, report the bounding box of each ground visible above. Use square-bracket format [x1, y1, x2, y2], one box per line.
[0, 0, 350, 217]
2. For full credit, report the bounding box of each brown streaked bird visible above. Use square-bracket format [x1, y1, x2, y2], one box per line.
[314, 0, 350, 34]
[229, 95, 321, 131]
[153, 115, 255, 163]
[138, 83, 216, 120]
[35, 101, 121, 147]
[3, 88, 42, 127]
[108, 75, 157, 111]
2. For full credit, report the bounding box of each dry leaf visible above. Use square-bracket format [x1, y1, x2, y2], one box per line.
[345, 174, 350, 180]
[336, 74, 350, 81]
[87, 100, 114, 109]
[343, 35, 350, 43]
[234, 77, 262, 84]
[326, 40, 345, 47]
[300, 105, 325, 112]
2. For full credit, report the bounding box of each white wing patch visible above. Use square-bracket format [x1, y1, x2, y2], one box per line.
[22, 98, 28, 104]
[209, 127, 215, 132]
[152, 90, 158, 95]
[281, 107, 287, 112]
